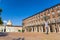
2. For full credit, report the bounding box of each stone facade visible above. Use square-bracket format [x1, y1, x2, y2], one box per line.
[0, 20, 22, 32]
[23, 4, 60, 33]
[0, 25, 22, 32]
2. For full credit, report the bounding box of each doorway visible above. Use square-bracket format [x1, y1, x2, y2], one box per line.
[50, 25, 53, 32]
[43, 26, 45, 32]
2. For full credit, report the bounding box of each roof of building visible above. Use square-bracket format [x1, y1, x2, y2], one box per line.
[6, 25, 22, 27]
[23, 3, 60, 21]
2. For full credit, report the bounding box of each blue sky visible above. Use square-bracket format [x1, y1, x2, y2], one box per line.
[0, 0, 60, 26]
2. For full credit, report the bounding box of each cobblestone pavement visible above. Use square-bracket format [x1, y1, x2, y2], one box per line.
[0, 32, 60, 40]
[23, 32, 60, 40]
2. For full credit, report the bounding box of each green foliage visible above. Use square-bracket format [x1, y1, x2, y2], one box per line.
[18, 30, 22, 32]
[0, 8, 2, 15]
[0, 17, 3, 25]
[0, 8, 2, 12]
[0, 8, 3, 25]
[22, 30, 25, 32]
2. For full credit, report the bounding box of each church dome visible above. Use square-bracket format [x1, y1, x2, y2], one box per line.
[7, 20, 12, 26]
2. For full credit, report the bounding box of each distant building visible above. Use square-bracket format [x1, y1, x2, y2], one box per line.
[0, 20, 22, 32]
[7, 20, 12, 26]
[23, 4, 60, 33]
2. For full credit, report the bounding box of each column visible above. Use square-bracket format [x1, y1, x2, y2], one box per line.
[57, 24, 59, 32]
[58, 24, 60, 33]
[54, 25, 55, 32]
[3, 27, 4, 32]
[34, 27, 37, 32]
[48, 26, 50, 33]
[40, 26, 43, 32]
[52, 25, 55, 32]
[31, 27, 33, 32]
[39, 26, 40, 32]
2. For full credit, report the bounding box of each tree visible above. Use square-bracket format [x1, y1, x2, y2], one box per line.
[0, 8, 2, 15]
[0, 8, 3, 25]
[0, 17, 3, 25]
[18, 30, 21, 32]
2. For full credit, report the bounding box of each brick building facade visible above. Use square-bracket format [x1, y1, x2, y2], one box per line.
[23, 4, 60, 33]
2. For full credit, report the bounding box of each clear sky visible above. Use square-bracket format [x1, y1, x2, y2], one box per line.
[0, 0, 60, 26]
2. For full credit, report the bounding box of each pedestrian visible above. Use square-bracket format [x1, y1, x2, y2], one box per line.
[45, 20, 49, 34]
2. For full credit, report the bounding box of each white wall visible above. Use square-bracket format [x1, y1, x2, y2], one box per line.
[0, 25, 22, 32]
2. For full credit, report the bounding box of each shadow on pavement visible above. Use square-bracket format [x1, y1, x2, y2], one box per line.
[0, 32, 8, 37]
[12, 37, 24, 40]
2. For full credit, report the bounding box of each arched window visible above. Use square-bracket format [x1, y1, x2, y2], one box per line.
[52, 12, 55, 18]
[52, 12, 55, 15]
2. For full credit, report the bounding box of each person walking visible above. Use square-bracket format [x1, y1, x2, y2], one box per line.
[45, 20, 49, 34]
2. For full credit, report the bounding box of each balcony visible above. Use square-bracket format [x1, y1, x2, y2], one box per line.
[51, 19, 56, 24]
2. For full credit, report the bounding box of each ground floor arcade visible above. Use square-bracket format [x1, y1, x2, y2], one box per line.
[24, 23, 60, 33]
